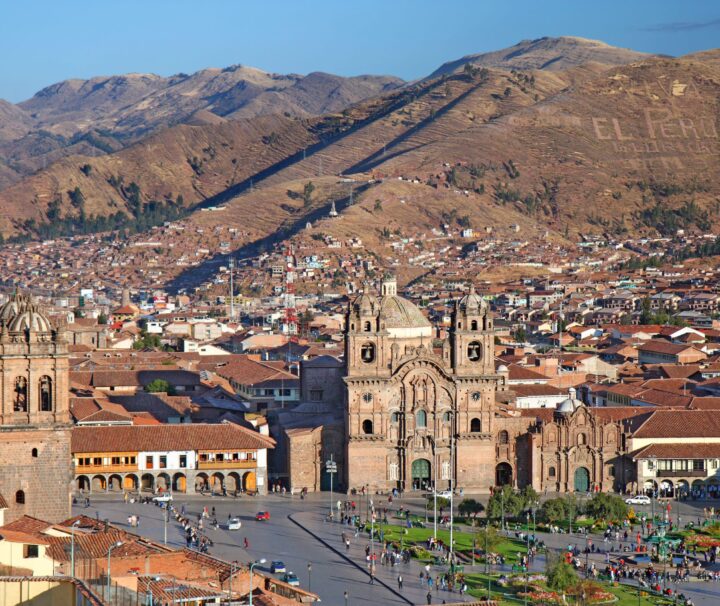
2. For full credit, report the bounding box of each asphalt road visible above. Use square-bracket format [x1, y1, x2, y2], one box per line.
[76, 492, 408, 606]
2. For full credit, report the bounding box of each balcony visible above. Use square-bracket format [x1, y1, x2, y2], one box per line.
[655, 469, 706, 478]
[197, 460, 257, 470]
[75, 464, 138, 474]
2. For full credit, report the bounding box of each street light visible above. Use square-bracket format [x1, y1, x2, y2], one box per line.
[249, 558, 266, 606]
[307, 562, 312, 592]
[344, 590, 349, 606]
[106, 541, 123, 600]
[70, 520, 81, 578]
[524, 512, 530, 606]
[145, 575, 160, 606]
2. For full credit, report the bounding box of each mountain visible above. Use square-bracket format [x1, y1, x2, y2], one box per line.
[0, 65, 403, 190]
[428, 36, 653, 78]
[2, 38, 719, 267]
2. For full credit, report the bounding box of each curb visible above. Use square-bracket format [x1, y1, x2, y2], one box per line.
[288, 512, 414, 605]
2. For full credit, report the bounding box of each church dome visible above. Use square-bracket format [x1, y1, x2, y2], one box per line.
[458, 284, 486, 313]
[0, 294, 29, 324]
[352, 282, 377, 315]
[8, 306, 53, 333]
[556, 387, 582, 415]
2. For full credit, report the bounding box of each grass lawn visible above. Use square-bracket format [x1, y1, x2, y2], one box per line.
[465, 572, 675, 605]
[364, 521, 528, 560]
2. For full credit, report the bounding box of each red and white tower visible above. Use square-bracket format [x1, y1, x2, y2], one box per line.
[281, 244, 298, 336]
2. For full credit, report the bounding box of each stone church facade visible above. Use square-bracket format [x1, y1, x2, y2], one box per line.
[0, 294, 73, 523]
[342, 278, 639, 495]
[344, 277, 511, 493]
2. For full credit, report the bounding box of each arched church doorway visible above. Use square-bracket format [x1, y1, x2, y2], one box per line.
[411, 459, 430, 491]
[495, 463, 513, 486]
[574, 467, 590, 492]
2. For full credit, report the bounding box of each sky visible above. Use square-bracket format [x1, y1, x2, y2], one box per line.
[1, 0, 719, 103]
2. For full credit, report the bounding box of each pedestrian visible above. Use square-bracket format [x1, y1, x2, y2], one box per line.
[398, 574, 403, 590]
[426, 590, 432, 604]
[244, 537, 249, 549]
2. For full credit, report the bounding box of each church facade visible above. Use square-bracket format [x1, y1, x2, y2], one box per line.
[344, 277, 510, 493]
[342, 278, 639, 495]
[0, 294, 73, 523]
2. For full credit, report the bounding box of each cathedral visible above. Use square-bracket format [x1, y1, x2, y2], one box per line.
[342, 277, 638, 495]
[344, 276, 511, 492]
[0, 294, 72, 523]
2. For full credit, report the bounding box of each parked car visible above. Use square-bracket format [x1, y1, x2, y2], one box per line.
[152, 494, 173, 503]
[434, 490, 453, 499]
[271, 561, 286, 573]
[227, 518, 242, 530]
[283, 572, 300, 586]
[256, 511, 271, 521]
[625, 495, 651, 505]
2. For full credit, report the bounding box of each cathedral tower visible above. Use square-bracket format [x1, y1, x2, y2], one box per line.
[0, 294, 72, 523]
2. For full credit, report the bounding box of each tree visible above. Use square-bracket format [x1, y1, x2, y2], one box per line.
[486, 485, 536, 521]
[97, 313, 108, 325]
[303, 181, 315, 207]
[476, 525, 502, 552]
[427, 496, 450, 510]
[145, 379, 176, 395]
[639, 297, 653, 324]
[374, 200, 383, 211]
[458, 498, 484, 519]
[585, 493, 628, 523]
[540, 494, 579, 525]
[546, 556, 579, 593]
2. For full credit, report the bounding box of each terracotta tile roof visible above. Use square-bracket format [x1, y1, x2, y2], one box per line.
[512, 384, 566, 397]
[216, 356, 297, 386]
[638, 340, 702, 355]
[634, 443, 720, 459]
[507, 364, 549, 382]
[1, 516, 51, 536]
[633, 389, 692, 408]
[0, 493, 7, 509]
[71, 423, 275, 453]
[657, 365, 702, 379]
[633, 410, 720, 438]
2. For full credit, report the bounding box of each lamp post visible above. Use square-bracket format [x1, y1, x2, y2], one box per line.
[106, 541, 123, 601]
[145, 575, 160, 606]
[70, 520, 80, 578]
[524, 512, 530, 606]
[344, 590, 349, 606]
[485, 525, 491, 600]
[448, 410, 455, 570]
[249, 558, 267, 606]
[228, 561, 237, 603]
[307, 562, 312, 592]
[500, 489, 505, 533]
[163, 504, 168, 545]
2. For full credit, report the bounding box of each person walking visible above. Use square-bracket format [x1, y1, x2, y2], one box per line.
[426, 590, 432, 604]
[397, 574, 403, 590]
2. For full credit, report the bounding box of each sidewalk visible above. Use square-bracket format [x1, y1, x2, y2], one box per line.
[291, 511, 478, 605]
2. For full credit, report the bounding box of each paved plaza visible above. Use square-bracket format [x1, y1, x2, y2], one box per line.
[77, 491, 720, 605]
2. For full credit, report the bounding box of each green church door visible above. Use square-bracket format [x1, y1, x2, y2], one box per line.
[411, 459, 431, 491]
[574, 467, 590, 492]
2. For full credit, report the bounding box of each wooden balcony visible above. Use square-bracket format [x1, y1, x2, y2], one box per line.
[75, 464, 138, 474]
[197, 460, 257, 470]
[656, 469, 706, 478]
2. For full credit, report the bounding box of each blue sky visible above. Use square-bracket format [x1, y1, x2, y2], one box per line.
[1, 0, 718, 102]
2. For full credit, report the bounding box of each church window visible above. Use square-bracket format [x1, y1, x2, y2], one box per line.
[15, 490, 25, 505]
[360, 343, 375, 363]
[548, 466, 556, 477]
[389, 462, 399, 481]
[362, 392, 373, 403]
[390, 412, 399, 424]
[14, 376, 27, 412]
[364, 321, 371, 332]
[471, 320, 478, 331]
[608, 465, 615, 477]
[310, 389, 323, 401]
[31, 448, 38, 458]
[498, 430, 509, 444]
[40, 376, 52, 412]
[443, 411, 452, 423]
[471, 391, 481, 401]
[416, 410, 427, 428]
[467, 341, 482, 362]
[441, 461, 450, 480]
[577, 433, 587, 446]
[23, 544, 39, 558]
[470, 418, 481, 433]
[362, 419, 374, 435]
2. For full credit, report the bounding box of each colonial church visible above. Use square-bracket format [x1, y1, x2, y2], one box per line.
[0, 294, 72, 523]
[341, 277, 640, 494]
